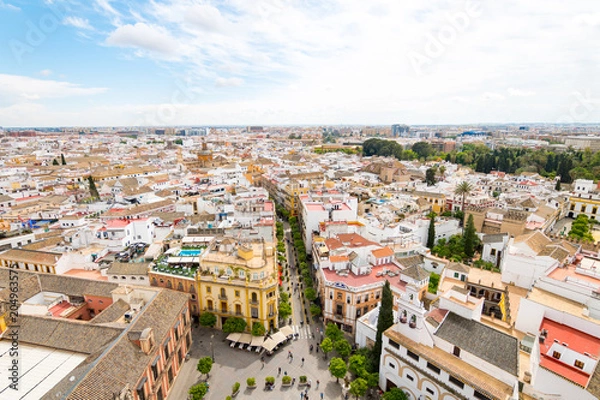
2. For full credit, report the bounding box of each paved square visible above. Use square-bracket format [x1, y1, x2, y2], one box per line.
[168, 326, 344, 400]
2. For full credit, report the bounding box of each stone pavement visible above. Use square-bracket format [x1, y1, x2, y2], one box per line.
[167, 326, 344, 400]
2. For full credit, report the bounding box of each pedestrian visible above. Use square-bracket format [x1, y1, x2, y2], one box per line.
[302, 357, 305, 366]
[301, 392, 304, 400]
[292, 377, 296, 385]
[278, 367, 281, 375]
[316, 346, 319, 353]
[320, 393, 324, 400]
[316, 380, 320, 388]
[309, 379, 312, 387]
[285, 371, 288, 376]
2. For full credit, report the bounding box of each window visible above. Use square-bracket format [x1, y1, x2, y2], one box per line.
[490, 248, 496, 256]
[449, 376, 464, 389]
[151, 356, 160, 380]
[453, 346, 461, 357]
[235, 290, 240, 297]
[389, 340, 400, 350]
[136, 378, 147, 400]
[375, 291, 381, 300]
[574, 360, 585, 369]
[251, 307, 259, 318]
[474, 391, 492, 400]
[163, 339, 171, 360]
[552, 351, 561, 359]
[337, 292, 343, 300]
[252, 273, 258, 280]
[454, 272, 459, 278]
[356, 309, 362, 317]
[347, 295, 351, 304]
[388, 362, 396, 369]
[336, 304, 343, 315]
[426, 388, 435, 396]
[207, 300, 213, 310]
[427, 362, 440, 374]
[406, 350, 419, 361]
[206, 286, 211, 293]
[363, 306, 368, 314]
[406, 374, 414, 382]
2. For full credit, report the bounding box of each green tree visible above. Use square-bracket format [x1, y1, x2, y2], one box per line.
[463, 214, 477, 259]
[310, 304, 322, 316]
[321, 337, 334, 358]
[427, 214, 436, 248]
[454, 181, 473, 225]
[334, 338, 352, 359]
[197, 356, 213, 378]
[87, 175, 99, 199]
[325, 323, 344, 342]
[349, 354, 368, 377]
[349, 378, 368, 399]
[222, 317, 247, 333]
[568, 215, 594, 242]
[425, 167, 436, 186]
[372, 280, 394, 372]
[188, 383, 209, 400]
[251, 322, 266, 336]
[328, 357, 347, 382]
[199, 312, 217, 327]
[304, 287, 317, 301]
[428, 272, 440, 294]
[52, 158, 59, 166]
[61, 154, 66, 165]
[412, 141, 433, 159]
[382, 387, 409, 400]
[279, 301, 292, 320]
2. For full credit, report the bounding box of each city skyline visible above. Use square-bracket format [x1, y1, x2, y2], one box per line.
[1, 0, 600, 127]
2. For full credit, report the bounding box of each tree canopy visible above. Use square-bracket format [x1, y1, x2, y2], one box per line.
[222, 317, 247, 333]
[349, 378, 368, 399]
[251, 322, 266, 336]
[197, 357, 213, 377]
[568, 214, 595, 242]
[382, 387, 409, 400]
[372, 280, 394, 371]
[188, 383, 209, 400]
[199, 312, 216, 327]
[328, 357, 347, 382]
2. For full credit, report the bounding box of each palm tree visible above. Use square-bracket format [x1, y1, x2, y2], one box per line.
[454, 181, 473, 225]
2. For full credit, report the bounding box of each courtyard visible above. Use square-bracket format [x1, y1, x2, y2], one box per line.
[168, 325, 344, 400]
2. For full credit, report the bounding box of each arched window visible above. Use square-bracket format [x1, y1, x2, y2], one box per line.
[167, 281, 172, 288]
[251, 292, 258, 303]
[178, 282, 183, 291]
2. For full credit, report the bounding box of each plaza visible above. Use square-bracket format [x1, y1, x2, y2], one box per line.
[167, 325, 344, 400]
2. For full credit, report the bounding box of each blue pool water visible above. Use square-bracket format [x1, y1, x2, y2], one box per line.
[179, 249, 202, 257]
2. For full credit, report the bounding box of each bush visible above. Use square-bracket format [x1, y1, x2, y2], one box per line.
[247, 377, 256, 387]
[299, 375, 307, 383]
[282, 375, 292, 384]
[226, 397, 232, 400]
[265, 376, 275, 384]
[232, 382, 240, 393]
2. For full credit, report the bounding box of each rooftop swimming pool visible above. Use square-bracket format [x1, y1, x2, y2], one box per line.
[179, 249, 203, 257]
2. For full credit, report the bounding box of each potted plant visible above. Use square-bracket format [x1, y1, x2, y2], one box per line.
[247, 377, 256, 389]
[282, 375, 292, 386]
[298, 375, 308, 386]
[226, 397, 232, 400]
[409, 315, 417, 329]
[265, 376, 275, 390]
[400, 311, 407, 324]
[232, 382, 240, 396]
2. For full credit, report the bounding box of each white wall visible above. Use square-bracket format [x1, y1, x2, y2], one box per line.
[532, 365, 597, 400]
[501, 253, 557, 289]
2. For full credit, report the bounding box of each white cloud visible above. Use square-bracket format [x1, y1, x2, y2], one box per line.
[106, 23, 182, 58]
[215, 77, 244, 87]
[481, 92, 506, 101]
[39, 69, 53, 77]
[508, 88, 535, 97]
[64, 16, 93, 30]
[0, 1, 19, 11]
[0, 74, 107, 104]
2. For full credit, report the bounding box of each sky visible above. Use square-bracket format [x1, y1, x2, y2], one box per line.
[0, 0, 599, 127]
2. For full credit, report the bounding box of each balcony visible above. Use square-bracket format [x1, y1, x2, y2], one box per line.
[250, 299, 259, 305]
[218, 294, 228, 300]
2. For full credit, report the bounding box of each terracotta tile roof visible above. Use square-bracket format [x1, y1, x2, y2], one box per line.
[372, 246, 394, 258]
[90, 299, 131, 325]
[107, 262, 150, 276]
[514, 231, 552, 254]
[0, 248, 62, 265]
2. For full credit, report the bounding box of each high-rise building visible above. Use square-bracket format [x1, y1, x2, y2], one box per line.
[391, 124, 410, 137]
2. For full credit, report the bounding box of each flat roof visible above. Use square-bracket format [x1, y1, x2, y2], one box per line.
[0, 341, 87, 400]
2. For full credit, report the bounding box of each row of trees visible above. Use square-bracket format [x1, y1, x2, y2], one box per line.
[364, 138, 600, 183]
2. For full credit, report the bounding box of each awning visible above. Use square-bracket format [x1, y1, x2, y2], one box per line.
[251, 336, 265, 347]
[226, 333, 242, 343]
[262, 337, 278, 352]
[144, 243, 162, 260]
[279, 325, 294, 337]
[238, 333, 253, 345]
[271, 331, 287, 344]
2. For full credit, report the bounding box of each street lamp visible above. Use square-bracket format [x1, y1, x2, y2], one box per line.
[210, 334, 215, 362]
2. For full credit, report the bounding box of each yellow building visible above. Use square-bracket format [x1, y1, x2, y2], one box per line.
[413, 191, 446, 214]
[197, 237, 279, 331]
[568, 193, 600, 220]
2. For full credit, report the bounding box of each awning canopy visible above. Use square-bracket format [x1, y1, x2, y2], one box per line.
[279, 325, 294, 337]
[251, 336, 265, 347]
[238, 333, 253, 345]
[271, 331, 287, 344]
[226, 333, 242, 343]
[262, 337, 278, 352]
